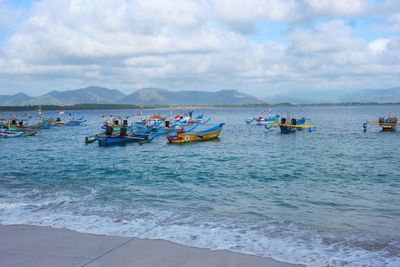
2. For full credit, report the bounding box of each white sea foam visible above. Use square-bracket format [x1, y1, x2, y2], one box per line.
[1, 197, 399, 267]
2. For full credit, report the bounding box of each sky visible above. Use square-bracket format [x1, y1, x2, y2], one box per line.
[0, 0, 399, 97]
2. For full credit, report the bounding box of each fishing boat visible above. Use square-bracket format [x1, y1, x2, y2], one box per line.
[64, 117, 87, 126]
[0, 129, 37, 138]
[102, 116, 133, 131]
[135, 111, 210, 135]
[279, 118, 297, 134]
[85, 125, 158, 146]
[0, 130, 24, 138]
[246, 110, 280, 125]
[0, 117, 42, 131]
[53, 110, 86, 126]
[279, 117, 315, 134]
[264, 113, 315, 133]
[188, 114, 204, 123]
[363, 117, 398, 132]
[95, 133, 156, 146]
[167, 123, 224, 143]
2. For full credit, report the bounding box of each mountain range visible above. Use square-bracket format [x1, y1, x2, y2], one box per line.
[0, 86, 260, 106]
[267, 87, 400, 104]
[1, 86, 400, 106]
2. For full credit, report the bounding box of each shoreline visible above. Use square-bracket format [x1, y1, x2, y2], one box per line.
[1, 102, 400, 112]
[0, 224, 302, 267]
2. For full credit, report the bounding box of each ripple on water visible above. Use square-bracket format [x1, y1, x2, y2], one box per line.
[0, 106, 400, 266]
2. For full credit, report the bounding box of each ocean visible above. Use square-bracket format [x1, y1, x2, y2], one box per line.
[1, 105, 400, 266]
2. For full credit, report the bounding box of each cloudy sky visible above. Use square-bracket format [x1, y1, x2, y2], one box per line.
[0, 0, 399, 96]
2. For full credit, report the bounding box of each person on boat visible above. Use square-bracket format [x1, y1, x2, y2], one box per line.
[258, 112, 264, 122]
[120, 126, 127, 137]
[106, 126, 113, 136]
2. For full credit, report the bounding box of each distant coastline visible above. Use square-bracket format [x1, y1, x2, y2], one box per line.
[0, 102, 399, 112]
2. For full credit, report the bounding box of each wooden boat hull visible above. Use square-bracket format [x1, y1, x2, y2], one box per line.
[93, 132, 155, 146]
[97, 136, 145, 146]
[364, 117, 398, 132]
[65, 120, 86, 126]
[0, 131, 24, 138]
[21, 130, 38, 136]
[167, 123, 224, 143]
[0, 129, 37, 138]
[381, 124, 396, 131]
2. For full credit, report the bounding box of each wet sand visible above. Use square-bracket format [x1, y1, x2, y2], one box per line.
[0, 224, 302, 267]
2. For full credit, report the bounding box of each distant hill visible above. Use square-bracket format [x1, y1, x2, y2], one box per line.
[119, 88, 259, 105]
[267, 87, 400, 104]
[1, 86, 400, 106]
[27, 86, 126, 105]
[0, 92, 33, 106]
[0, 86, 258, 106]
[343, 87, 400, 103]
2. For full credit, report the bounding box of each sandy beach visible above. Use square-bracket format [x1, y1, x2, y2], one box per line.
[0, 224, 301, 267]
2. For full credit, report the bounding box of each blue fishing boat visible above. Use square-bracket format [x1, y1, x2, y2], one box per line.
[246, 110, 280, 125]
[0, 129, 37, 138]
[263, 113, 315, 133]
[64, 117, 87, 126]
[85, 125, 158, 146]
[0, 130, 24, 138]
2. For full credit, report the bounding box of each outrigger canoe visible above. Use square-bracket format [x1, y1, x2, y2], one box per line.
[85, 126, 159, 146]
[0, 129, 37, 138]
[85, 133, 158, 146]
[96, 133, 156, 146]
[363, 117, 398, 132]
[167, 123, 224, 143]
[64, 118, 87, 126]
[264, 117, 316, 133]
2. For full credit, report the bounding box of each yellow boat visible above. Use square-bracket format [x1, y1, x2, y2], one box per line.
[167, 123, 224, 143]
[364, 117, 399, 132]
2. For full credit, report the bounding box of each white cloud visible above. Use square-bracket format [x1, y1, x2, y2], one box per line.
[210, 0, 371, 33]
[0, 0, 399, 96]
[210, 0, 304, 23]
[305, 0, 368, 16]
[288, 20, 364, 53]
[368, 38, 390, 54]
[388, 13, 400, 31]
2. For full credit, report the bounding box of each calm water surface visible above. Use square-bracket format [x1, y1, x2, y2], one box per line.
[1, 106, 400, 266]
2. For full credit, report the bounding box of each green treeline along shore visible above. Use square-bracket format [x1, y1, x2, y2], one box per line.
[0, 102, 399, 112]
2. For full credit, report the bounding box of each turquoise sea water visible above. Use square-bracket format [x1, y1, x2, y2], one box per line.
[1, 106, 400, 266]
